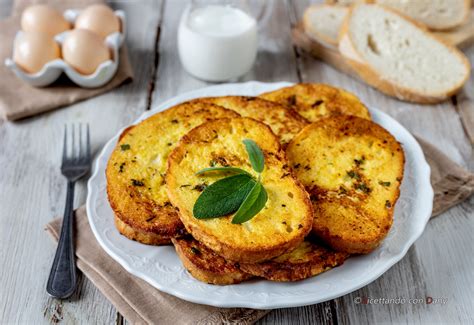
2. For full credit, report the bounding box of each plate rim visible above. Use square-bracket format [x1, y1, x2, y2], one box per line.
[86, 81, 434, 309]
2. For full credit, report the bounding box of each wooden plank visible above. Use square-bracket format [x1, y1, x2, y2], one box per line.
[0, 0, 11, 18]
[0, 1, 163, 323]
[455, 46, 474, 145]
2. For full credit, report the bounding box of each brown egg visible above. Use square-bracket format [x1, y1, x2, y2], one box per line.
[75, 4, 121, 39]
[13, 31, 61, 74]
[21, 4, 71, 36]
[62, 29, 111, 75]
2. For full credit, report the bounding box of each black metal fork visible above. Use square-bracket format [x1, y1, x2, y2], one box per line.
[46, 124, 91, 299]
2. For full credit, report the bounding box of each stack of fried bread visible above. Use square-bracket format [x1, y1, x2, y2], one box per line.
[106, 83, 405, 284]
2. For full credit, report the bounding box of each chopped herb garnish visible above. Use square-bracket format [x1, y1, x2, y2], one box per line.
[190, 247, 200, 255]
[354, 157, 365, 166]
[131, 179, 144, 186]
[379, 181, 391, 187]
[385, 200, 392, 208]
[347, 170, 360, 180]
[193, 183, 208, 192]
[171, 119, 179, 124]
[119, 162, 126, 173]
[120, 144, 131, 151]
[356, 183, 371, 194]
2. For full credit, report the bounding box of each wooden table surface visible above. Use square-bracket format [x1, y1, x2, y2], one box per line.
[1, 1, 473, 324]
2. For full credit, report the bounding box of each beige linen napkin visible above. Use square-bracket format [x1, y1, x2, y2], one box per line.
[0, 0, 133, 121]
[45, 138, 473, 324]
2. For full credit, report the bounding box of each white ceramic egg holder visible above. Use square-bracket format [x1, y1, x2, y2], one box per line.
[4, 9, 126, 88]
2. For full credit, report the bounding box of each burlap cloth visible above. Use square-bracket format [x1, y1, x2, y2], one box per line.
[45, 137, 474, 324]
[0, 0, 133, 121]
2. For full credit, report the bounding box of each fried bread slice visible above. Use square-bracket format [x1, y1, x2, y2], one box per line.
[166, 117, 313, 263]
[286, 115, 404, 254]
[190, 96, 308, 145]
[106, 102, 240, 245]
[259, 83, 371, 122]
[172, 236, 253, 285]
[240, 239, 349, 281]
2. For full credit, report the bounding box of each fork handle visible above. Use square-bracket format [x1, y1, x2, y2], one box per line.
[46, 181, 78, 299]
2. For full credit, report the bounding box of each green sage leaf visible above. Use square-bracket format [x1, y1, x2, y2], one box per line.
[195, 166, 252, 177]
[231, 182, 268, 224]
[193, 174, 256, 219]
[243, 139, 265, 173]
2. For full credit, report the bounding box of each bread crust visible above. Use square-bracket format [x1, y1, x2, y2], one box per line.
[240, 239, 349, 281]
[106, 102, 240, 245]
[338, 4, 471, 104]
[375, 0, 471, 31]
[114, 215, 172, 245]
[166, 117, 313, 263]
[172, 236, 253, 285]
[287, 115, 405, 254]
[259, 83, 371, 123]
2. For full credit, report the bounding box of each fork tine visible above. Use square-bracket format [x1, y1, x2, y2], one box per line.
[62, 124, 67, 162]
[86, 124, 91, 160]
[79, 123, 83, 159]
[72, 124, 77, 160]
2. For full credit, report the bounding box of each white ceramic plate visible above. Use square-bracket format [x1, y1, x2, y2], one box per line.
[87, 81, 433, 309]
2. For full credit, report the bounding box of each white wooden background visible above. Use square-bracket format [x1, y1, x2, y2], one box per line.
[0, 0, 473, 324]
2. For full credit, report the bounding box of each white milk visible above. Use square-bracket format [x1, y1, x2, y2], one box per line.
[178, 5, 258, 82]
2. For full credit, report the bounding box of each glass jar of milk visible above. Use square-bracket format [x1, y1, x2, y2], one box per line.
[178, 0, 258, 82]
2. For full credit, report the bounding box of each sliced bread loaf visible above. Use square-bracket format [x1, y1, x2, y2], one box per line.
[303, 4, 349, 48]
[375, 0, 470, 31]
[339, 4, 470, 104]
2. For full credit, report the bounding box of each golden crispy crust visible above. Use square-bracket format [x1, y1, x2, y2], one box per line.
[240, 239, 349, 281]
[166, 117, 313, 263]
[287, 115, 405, 254]
[338, 4, 471, 104]
[114, 215, 172, 245]
[190, 96, 308, 146]
[172, 236, 253, 285]
[106, 102, 240, 245]
[259, 83, 371, 122]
